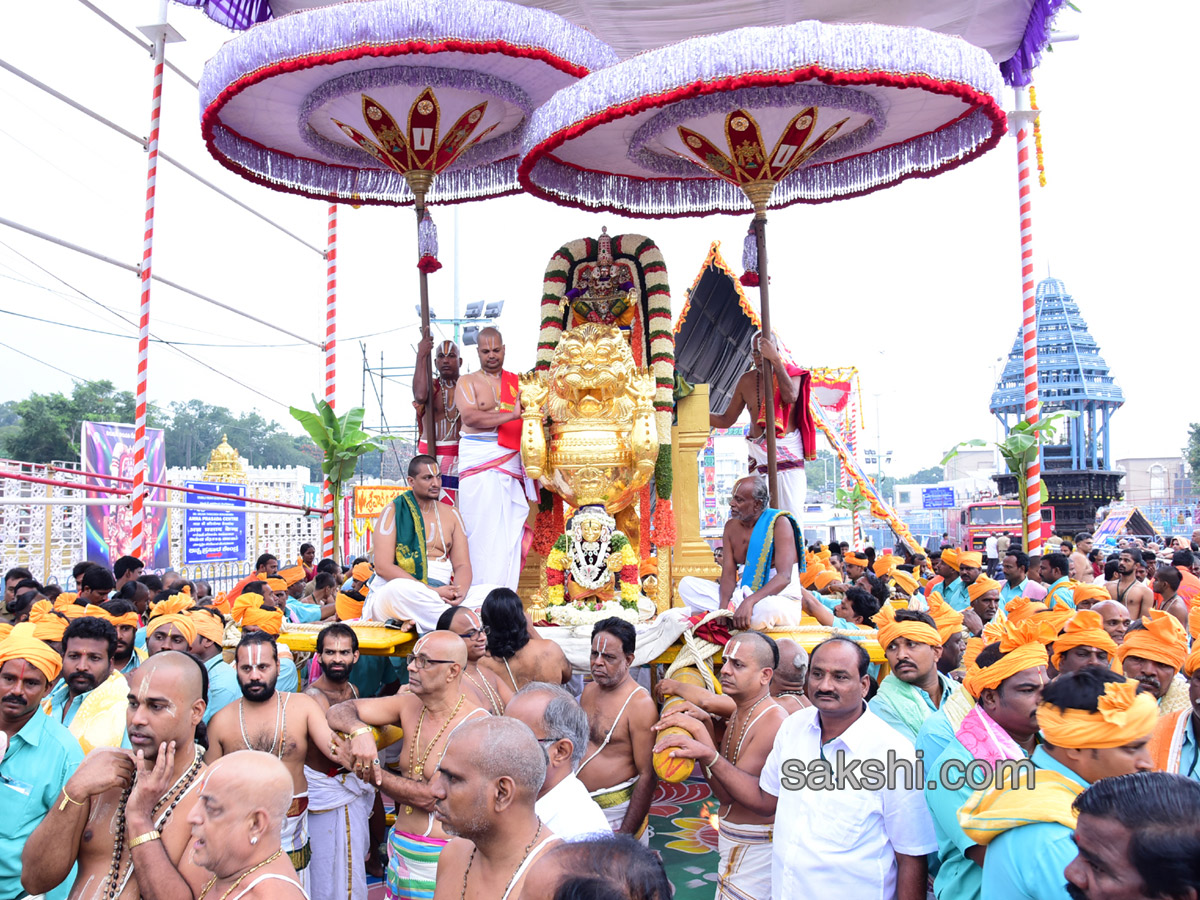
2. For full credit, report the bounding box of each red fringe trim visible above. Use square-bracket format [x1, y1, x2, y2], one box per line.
[531, 495, 564, 557]
[739, 272, 760, 287]
[417, 255, 443, 274]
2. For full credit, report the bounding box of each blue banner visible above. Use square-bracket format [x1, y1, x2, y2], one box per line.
[184, 481, 246, 564]
[922, 487, 956, 510]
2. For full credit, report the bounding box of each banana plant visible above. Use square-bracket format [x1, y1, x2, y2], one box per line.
[941, 406, 1078, 551]
[833, 482, 871, 517]
[290, 397, 393, 563]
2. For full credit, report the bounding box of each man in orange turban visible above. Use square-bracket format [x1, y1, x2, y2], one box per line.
[230, 586, 298, 692]
[147, 593, 198, 655]
[931, 548, 965, 611]
[966, 577, 1002, 631]
[0, 632, 81, 900]
[926, 594, 965, 679]
[843, 551, 870, 580]
[870, 606, 955, 743]
[189, 606, 240, 724]
[89, 599, 141, 676]
[954, 551, 985, 613]
[1071, 582, 1110, 610]
[29, 602, 70, 652]
[1148, 641, 1200, 778]
[1051, 610, 1117, 675]
[1117, 610, 1190, 714]
[961, 669, 1156, 900]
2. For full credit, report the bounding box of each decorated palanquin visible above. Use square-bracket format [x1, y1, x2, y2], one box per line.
[544, 504, 644, 625]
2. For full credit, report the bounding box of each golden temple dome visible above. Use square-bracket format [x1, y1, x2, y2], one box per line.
[203, 434, 247, 483]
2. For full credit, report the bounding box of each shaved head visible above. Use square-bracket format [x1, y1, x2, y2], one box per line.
[208, 750, 293, 823]
[727, 632, 777, 670]
[413, 630, 468, 667]
[126, 650, 207, 759]
[773, 638, 809, 688]
[477, 326, 502, 343]
[449, 717, 546, 797]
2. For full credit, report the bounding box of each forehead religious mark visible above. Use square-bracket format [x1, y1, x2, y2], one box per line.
[598, 636, 609, 655]
[724, 640, 742, 661]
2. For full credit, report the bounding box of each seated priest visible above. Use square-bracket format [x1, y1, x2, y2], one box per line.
[678, 476, 804, 630]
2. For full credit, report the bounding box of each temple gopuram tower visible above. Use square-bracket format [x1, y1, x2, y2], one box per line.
[203, 435, 248, 484]
[990, 277, 1125, 535]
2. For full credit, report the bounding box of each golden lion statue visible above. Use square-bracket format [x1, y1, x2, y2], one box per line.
[520, 324, 658, 512]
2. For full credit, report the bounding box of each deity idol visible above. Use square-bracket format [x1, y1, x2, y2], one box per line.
[545, 505, 640, 609]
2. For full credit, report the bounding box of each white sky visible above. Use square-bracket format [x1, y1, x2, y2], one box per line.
[1, 2, 1196, 475]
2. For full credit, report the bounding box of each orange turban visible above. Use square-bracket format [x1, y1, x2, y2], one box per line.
[891, 570, 918, 597]
[1073, 583, 1110, 607]
[962, 636, 985, 670]
[927, 593, 965, 644]
[799, 568, 818, 589]
[265, 577, 287, 594]
[844, 552, 868, 568]
[1005, 597, 1048, 623]
[352, 562, 374, 583]
[89, 606, 140, 630]
[1116, 610, 1188, 674]
[962, 620, 1052, 699]
[335, 592, 365, 621]
[150, 594, 195, 619]
[816, 549, 832, 562]
[148, 613, 198, 646]
[958, 551, 984, 568]
[1051, 610, 1118, 670]
[0, 632, 63, 682]
[1037, 679, 1158, 749]
[639, 559, 658, 579]
[873, 555, 898, 577]
[1186, 645, 1200, 678]
[53, 592, 78, 609]
[814, 570, 840, 592]
[231, 593, 283, 636]
[191, 610, 226, 646]
[30, 605, 69, 643]
[941, 549, 960, 571]
[874, 603, 941, 649]
[278, 565, 306, 587]
[968, 577, 1002, 602]
[0, 623, 10, 642]
[53, 594, 88, 619]
[1188, 603, 1199, 642]
[212, 591, 232, 616]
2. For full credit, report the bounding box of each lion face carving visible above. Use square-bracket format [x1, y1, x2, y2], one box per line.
[551, 324, 634, 406]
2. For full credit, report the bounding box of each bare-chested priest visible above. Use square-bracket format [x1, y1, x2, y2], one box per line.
[413, 334, 462, 506]
[364, 455, 498, 634]
[654, 636, 810, 718]
[576, 618, 658, 845]
[330, 630, 491, 900]
[454, 327, 536, 591]
[655, 632, 787, 899]
[207, 630, 339, 894]
[23, 651, 210, 900]
[678, 477, 806, 629]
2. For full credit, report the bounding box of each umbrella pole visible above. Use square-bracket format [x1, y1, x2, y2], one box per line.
[407, 172, 438, 459]
[745, 183, 780, 509]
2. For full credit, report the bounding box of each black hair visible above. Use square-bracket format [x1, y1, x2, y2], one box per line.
[1103, 560, 1119, 581]
[314, 572, 338, 592]
[317, 622, 359, 654]
[241, 581, 266, 596]
[300, 542, 314, 555]
[859, 572, 890, 605]
[810, 636, 871, 678]
[1141, 550, 1157, 565]
[1074, 532, 1093, 543]
[408, 454, 438, 477]
[592, 617, 636, 656]
[553, 880, 627, 900]
[1004, 549, 1029, 571]
[481, 588, 530, 660]
[42, 585, 62, 601]
[113, 556, 143, 579]
[4, 566, 33, 584]
[8, 590, 40, 618]
[863, 546, 876, 568]
[235, 629, 279, 662]
[1171, 549, 1195, 568]
[542, 836, 671, 900]
[62, 616, 118, 658]
[1155, 566, 1182, 591]
[100, 598, 138, 618]
[1042, 552, 1069, 578]
[436, 605, 473, 632]
[894, 608, 938, 630]
[1072, 772, 1200, 898]
[844, 586, 882, 626]
[115, 581, 147, 602]
[350, 556, 369, 567]
[1040, 666, 1127, 715]
[137, 573, 163, 592]
[975, 641, 1005, 669]
[316, 558, 340, 576]
[81, 566, 116, 593]
[255, 553, 277, 571]
[14, 578, 42, 594]
[70, 562, 96, 580]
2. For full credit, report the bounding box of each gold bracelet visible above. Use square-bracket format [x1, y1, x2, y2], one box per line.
[346, 726, 373, 740]
[58, 787, 86, 811]
[129, 830, 162, 849]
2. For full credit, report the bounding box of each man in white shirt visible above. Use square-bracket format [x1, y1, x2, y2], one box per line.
[655, 636, 937, 900]
[506, 681, 610, 841]
[984, 533, 1000, 577]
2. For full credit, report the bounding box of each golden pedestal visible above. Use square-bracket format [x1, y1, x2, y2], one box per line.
[669, 385, 721, 602]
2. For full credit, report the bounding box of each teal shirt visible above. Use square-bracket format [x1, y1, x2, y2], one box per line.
[1044, 577, 1076, 611]
[916, 706, 959, 766]
[279, 655, 300, 693]
[943, 578, 969, 612]
[286, 600, 323, 624]
[980, 747, 1087, 900]
[1177, 715, 1200, 782]
[204, 656, 241, 724]
[870, 672, 956, 744]
[120, 653, 140, 677]
[999, 579, 1028, 605]
[0, 708, 85, 900]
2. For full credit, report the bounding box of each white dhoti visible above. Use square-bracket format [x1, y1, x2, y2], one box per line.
[678, 573, 804, 628]
[363, 572, 498, 634]
[589, 777, 649, 847]
[418, 439, 459, 506]
[458, 432, 535, 590]
[281, 792, 311, 894]
[304, 765, 375, 900]
[748, 430, 806, 524]
[715, 820, 773, 900]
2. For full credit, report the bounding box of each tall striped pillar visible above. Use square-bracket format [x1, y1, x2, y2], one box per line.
[1015, 89, 1041, 555]
[131, 27, 166, 560]
[846, 393, 862, 547]
[322, 204, 337, 559]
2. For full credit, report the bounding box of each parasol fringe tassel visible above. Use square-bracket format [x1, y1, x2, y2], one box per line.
[417, 209, 442, 274]
[739, 225, 760, 286]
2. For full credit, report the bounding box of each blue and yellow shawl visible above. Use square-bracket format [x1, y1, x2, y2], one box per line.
[740, 508, 804, 592]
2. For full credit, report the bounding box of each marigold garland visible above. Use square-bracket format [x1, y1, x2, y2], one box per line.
[545, 532, 640, 609]
[651, 498, 677, 547]
[1030, 84, 1046, 187]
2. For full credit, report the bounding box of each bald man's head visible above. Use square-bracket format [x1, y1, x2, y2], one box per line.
[1092, 599, 1131, 644]
[728, 632, 778, 670]
[188, 751, 293, 875]
[408, 630, 467, 696]
[126, 650, 207, 759]
[477, 326, 502, 343]
[772, 638, 809, 689]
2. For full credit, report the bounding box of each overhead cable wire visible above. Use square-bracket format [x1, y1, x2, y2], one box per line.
[74, 0, 200, 89]
[0, 339, 86, 383]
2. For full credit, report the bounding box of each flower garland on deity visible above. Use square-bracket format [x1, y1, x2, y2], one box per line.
[545, 505, 641, 611]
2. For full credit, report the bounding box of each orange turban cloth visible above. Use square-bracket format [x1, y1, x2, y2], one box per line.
[891, 570, 918, 597]
[150, 594, 195, 619]
[148, 613, 198, 646]
[1073, 583, 1111, 607]
[639, 559, 658, 579]
[30, 604, 69, 643]
[941, 549, 960, 571]
[0, 623, 10, 642]
[212, 591, 232, 616]
[1116, 610, 1188, 674]
[335, 591, 365, 622]
[53, 594, 88, 619]
[1186, 645, 1200, 678]
[962, 636, 985, 670]
[265, 577, 287, 594]
[962, 620, 1053, 699]
[799, 568, 818, 589]
[278, 565, 306, 587]
[873, 555, 898, 577]
[0, 632, 63, 682]
[927, 593, 965, 644]
[814, 570, 840, 592]
[1188, 603, 1199, 642]
[1005, 597, 1048, 624]
[352, 562, 374, 583]
[191, 610, 226, 646]
[89, 606, 140, 629]
[1050, 610, 1118, 670]
[816, 549, 832, 562]
[958, 551, 984, 568]
[1037, 679, 1158, 749]
[231, 593, 283, 636]
[874, 603, 941, 650]
[53, 592, 78, 609]
[968, 577, 1002, 602]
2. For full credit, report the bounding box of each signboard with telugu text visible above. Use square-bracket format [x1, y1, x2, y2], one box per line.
[354, 485, 407, 519]
[922, 487, 956, 510]
[183, 481, 246, 564]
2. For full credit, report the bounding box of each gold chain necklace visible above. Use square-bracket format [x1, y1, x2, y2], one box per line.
[459, 820, 543, 900]
[403, 694, 466, 814]
[721, 692, 770, 766]
[463, 668, 502, 716]
[197, 849, 284, 900]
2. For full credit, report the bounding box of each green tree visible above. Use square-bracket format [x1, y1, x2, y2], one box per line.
[3, 381, 153, 463]
[805, 449, 838, 494]
[1184, 423, 1200, 480]
[897, 466, 944, 484]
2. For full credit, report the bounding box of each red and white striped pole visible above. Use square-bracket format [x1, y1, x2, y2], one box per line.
[846, 393, 862, 548]
[1014, 88, 1041, 555]
[322, 204, 338, 560]
[131, 6, 168, 561]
